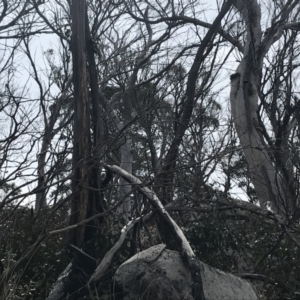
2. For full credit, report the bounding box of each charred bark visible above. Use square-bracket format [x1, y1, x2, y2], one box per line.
[49, 0, 95, 298]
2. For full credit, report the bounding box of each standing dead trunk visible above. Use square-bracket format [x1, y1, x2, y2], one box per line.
[100, 92, 134, 222]
[118, 136, 133, 221]
[69, 0, 90, 249]
[48, 2, 103, 297]
[117, 85, 135, 222]
[55, 1, 95, 297]
[36, 150, 46, 211]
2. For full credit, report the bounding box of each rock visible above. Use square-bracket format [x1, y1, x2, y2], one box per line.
[114, 244, 258, 300]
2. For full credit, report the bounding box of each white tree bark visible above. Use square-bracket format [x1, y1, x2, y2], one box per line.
[118, 137, 133, 220]
[230, 66, 284, 212]
[104, 92, 134, 222]
[229, 0, 298, 216]
[108, 8, 155, 222]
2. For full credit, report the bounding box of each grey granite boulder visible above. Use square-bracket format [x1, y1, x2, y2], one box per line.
[114, 244, 258, 300]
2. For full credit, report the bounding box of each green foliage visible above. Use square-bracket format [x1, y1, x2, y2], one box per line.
[186, 211, 248, 272]
[0, 206, 69, 299]
[1, 192, 300, 300]
[0, 182, 21, 201]
[185, 207, 300, 300]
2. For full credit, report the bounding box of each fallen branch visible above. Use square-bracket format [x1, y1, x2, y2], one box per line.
[105, 164, 195, 258]
[104, 164, 205, 299]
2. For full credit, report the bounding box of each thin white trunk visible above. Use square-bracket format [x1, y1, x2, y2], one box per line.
[118, 136, 133, 221]
[230, 64, 284, 212]
[230, 0, 290, 215]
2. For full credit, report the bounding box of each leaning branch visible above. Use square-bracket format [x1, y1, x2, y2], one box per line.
[89, 212, 153, 284]
[106, 164, 194, 257]
[104, 164, 205, 299]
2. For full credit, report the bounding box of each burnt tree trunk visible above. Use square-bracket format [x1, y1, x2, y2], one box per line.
[47, 3, 108, 297]
[70, 0, 90, 252]
[60, 0, 94, 297]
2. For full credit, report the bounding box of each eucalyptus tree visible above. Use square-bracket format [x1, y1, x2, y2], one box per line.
[229, 0, 300, 217]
